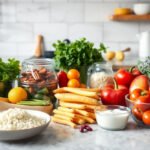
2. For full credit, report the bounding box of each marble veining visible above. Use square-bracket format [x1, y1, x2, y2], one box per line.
[0, 119, 150, 150]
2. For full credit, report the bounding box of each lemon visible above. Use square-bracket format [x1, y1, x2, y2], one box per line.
[8, 87, 27, 104]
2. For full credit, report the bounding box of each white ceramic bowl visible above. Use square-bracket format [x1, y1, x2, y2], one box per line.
[0, 109, 51, 141]
[133, 3, 150, 15]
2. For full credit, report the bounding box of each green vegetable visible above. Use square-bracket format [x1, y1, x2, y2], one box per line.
[37, 87, 49, 95]
[138, 56, 150, 78]
[53, 38, 107, 71]
[0, 58, 20, 82]
[33, 93, 50, 100]
[17, 99, 50, 106]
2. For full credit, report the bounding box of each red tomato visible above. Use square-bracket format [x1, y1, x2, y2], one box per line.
[135, 93, 150, 112]
[130, 89, 149, 101]
[57, 71, 68, 87]
[129, 75, 149, 93]
[114, 69, 134, 87]
[101, 79, 129, 106]
[132, 67, 142, 77]
[142, 110, 150, 125]
[132, 106, 143, 121]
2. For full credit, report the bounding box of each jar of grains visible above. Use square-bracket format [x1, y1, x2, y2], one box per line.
[87, 63, 113, 88]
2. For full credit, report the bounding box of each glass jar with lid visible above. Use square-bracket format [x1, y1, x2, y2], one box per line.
[19, 59, 58, 106]
[87, 63, 113, 89]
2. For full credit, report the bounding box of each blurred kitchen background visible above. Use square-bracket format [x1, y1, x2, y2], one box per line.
[0, 0, 150, 61]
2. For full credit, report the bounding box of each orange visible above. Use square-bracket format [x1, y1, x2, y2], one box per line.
[67, 69, 80, 80]
[67, 79, 80, 88]
[8, 87, 27, 104]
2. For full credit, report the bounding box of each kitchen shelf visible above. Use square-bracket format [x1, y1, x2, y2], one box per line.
[109, 14, 150, 21]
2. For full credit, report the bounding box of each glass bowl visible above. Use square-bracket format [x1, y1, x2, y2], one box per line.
[125, 94, 150, 128]
[95, 105, 130, 130]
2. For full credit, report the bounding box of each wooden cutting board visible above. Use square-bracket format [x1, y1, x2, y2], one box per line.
[0, 101, 53, 115]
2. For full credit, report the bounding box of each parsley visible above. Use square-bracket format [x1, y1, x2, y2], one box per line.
[0, 58, 20, 82]
[53, 38, 107, 71]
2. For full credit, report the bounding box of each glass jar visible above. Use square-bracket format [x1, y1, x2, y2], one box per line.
[87, 63, 113, 88]
[19, 59, 58, 106]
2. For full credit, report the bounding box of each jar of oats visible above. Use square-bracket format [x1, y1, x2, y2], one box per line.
[87, 63, 113, 88]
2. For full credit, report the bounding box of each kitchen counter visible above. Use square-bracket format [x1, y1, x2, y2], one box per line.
[0, 119, 150, 150]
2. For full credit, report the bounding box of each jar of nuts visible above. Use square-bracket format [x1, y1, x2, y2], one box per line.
[19, 59, 58, 106]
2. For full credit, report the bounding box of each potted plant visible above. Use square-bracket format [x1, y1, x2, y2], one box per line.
[0, 58, 20, 97]
[53, 38, 107, 83]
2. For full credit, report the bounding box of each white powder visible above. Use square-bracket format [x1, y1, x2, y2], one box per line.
[90, 72, 113, 88]
[0, 108, 46, 130]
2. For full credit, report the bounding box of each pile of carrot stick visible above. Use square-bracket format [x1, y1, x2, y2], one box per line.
[52, 87, 106, 128]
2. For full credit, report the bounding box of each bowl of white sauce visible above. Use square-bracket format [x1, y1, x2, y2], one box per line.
[95, 105, 131, 130]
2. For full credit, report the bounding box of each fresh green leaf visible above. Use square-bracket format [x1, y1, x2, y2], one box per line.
[53, 38, 107, 71]
[0, 58, 20, 82]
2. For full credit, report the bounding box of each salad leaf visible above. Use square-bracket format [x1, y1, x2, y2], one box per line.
[53, 38, 107, 71]
[0, 58, 20, 82]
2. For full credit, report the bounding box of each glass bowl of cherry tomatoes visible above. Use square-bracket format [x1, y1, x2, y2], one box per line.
[125, 89, 150, 128]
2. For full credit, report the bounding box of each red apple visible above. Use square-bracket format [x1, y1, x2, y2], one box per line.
[129, 75, 149, 94]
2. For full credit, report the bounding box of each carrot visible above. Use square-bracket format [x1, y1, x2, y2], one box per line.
[52, 116, 77, 128]
[55, 93, 99, 105]
[53, 109, 75, 118]
[59, 101, 86, 109]
[63, 87, 99, 99]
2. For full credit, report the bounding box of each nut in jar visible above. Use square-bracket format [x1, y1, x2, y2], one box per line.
[19, 59, 58, 105]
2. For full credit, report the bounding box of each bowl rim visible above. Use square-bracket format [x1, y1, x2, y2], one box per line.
[125, 94, 150, 105]
[95, 105, 131, 116]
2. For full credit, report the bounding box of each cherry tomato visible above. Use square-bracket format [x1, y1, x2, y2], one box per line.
[135, 93, 150, 112]
[142, 110, 150, 125]
[57, 71, 68, 87]
[132, 106, 143, 121]
[67, 69, 80, 80]
[67, 79, 80, 88]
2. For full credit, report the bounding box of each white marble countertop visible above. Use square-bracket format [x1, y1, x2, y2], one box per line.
[0, 119, 150, 150]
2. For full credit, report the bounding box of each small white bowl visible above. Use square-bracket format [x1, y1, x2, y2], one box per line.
[133, 3, 150, 15]
[95, 105, 130, 130]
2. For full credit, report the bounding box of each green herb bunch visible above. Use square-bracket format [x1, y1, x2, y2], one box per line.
[0, 58, 20, 82]
[53, 38, 107, 71]
[138, 56, 150, 78]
